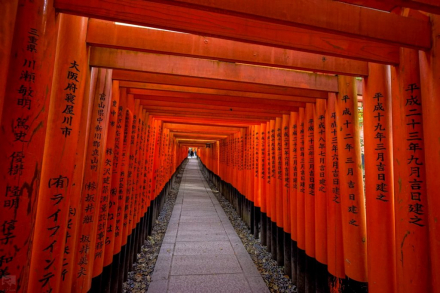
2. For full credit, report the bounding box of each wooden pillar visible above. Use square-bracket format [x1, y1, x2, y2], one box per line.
[419, 13, 440, 293]
[282, 114, 291, 276]
[266, 121, 272, 252]
[336, 75, 368, 288]
[102, 84, 127, 293]
[304, 103, 316, 293]
[391, 45, 430, 293]
[363, 63, 396, 293]
[27, 14, 88, 293]
[270, 119, 277, 259]
[314, 99, 328, 292]
[0, 0, 18, 122]
[260, 122, 267, 245]
[0, 0, 58, 289]
[289, 111, 298, 284]
[61, 67, 96, 293]
[297, 107, 306, 292]
[91, 79, 119, 290]
[326, 93, 345, 290]
[282, 114, 291, 235]
[73, 68, 113, 292]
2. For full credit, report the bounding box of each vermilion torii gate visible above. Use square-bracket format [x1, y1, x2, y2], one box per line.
[0, 0, 439, 292]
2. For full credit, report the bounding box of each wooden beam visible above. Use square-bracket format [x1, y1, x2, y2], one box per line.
[147, 110, 275, 121]
[140, 105, 286, 118]
[132, 93, 306, 110]
[153, 116, 259, 127]
[123, 81, 320, 102]
[138, 99, 293, 114]
[113, 70, 329, 99]
[90, 47, 338, 92]
[335, 0, 440, 14]
[54, 0, 425, 62]
[87, 19, 368, 76]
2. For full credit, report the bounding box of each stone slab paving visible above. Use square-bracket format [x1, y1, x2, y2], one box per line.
[149, 158, 269, 293]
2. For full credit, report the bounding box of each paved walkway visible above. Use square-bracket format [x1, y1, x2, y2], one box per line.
[148, 158, 269, 293]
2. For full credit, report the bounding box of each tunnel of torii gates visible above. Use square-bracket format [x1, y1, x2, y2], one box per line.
[1, 1, 440, 293]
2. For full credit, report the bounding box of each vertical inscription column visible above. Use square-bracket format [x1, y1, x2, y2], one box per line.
[27, 14, 88, 293]
[326, 93, 345, 289]
[363, 63, 396, 293]
[289, 111, 298, 283]
[336, 76, 367, 289]
[419, 14, 440, 291]
[391, 47, 430, 293]
[314, 99, 328, 292]
[304, 103, 316, 293]
[297, 108, 306, 293]
[0, 0, 57, 290]
[73, 68, 112, 293]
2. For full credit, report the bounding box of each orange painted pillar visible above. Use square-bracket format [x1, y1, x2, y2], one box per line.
[326, 93, 345, 290]
[254, 125, 261, 209]
[61, 67, 96, 293]
[27, 14, 88, 293]
[296, 107, 306, 292]
[282, 114, 291, 234]
[260, 122, 267, 245]
[276, 117, 283, 229]
[91, 79, 119, 285]
[289, 111, 299, 282]
[363, 63, 396, 293]
[73, 68, 113, 292]
[419, 14, 440, 292]
[391, 47, 430, 293]
[101, 83, 127, 293]
[0, 0, 57, 290]
[0, 0, 18, 123]
[282, 114, 291, 275]
[336, 75, 368, 287]
[265, 121, 272, 237]
[314, 99, 328, 292]
[304, 103, 316, 292]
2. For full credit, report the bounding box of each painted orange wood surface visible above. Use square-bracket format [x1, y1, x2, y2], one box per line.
[326, 93, 345, 280]
[363, 63, 396, 293]
[276, 117, 283, 227]
[55, 0, 405, 63]
[270, 120, 277, 225]
[305, 103, 316, 258]
[61, 68, 97, 293]
[282, 115, 291, 233]
[314, 99, 327, 265]
[87, 19, 368, 77]
[266, 122, 272, 221]
[92, 80, 119, 278]
[297, 108, 306, 251]
[260, 123, 267, 214]
[254, 125, 261, 207]
[290, 112, 299, 242]
[0, 0, 18, 123]
[73, 68, 113, 292]
[0, 0, 57, 290]
[336, 76, 367, 282]
[103, 82, 127, 268]
[391, 47, 431, 293]
[27, 14, 88, 293]
[419, 14, 440, 293]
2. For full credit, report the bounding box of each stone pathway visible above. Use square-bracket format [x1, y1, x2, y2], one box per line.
[148, 158, 269, 293]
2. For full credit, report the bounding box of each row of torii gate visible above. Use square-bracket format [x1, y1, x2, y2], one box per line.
[0, 0, 439, 293]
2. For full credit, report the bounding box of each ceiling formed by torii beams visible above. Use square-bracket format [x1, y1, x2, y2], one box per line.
[53, 0, 434, 146]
